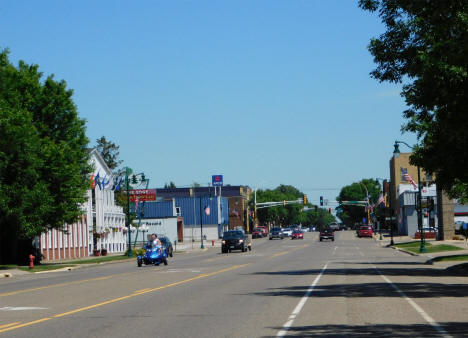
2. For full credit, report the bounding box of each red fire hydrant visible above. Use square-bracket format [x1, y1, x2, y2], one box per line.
[29, 254, 35, 269]
[212, 240, 215, 247]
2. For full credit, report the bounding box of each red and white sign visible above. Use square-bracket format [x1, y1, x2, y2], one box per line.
[129, 189, 156, 202]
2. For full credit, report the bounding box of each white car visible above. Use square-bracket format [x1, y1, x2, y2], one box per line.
[282, 228, 293, 237]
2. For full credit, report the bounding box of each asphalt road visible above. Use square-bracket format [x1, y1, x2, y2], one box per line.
[1, 231, 468, 337]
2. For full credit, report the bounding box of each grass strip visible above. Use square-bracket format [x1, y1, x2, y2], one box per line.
[395, 242, 463, 254]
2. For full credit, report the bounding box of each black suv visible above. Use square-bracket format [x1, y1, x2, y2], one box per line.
[222, 230, 251, 253]
[319, 229, 334, 242]
[159, 236, 174, 257]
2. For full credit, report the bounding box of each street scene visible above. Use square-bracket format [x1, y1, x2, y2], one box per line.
[2, 1, 468, 337]
[1, 232, 467, 337]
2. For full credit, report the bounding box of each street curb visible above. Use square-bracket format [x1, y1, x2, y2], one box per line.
[388, 246, 419, 257]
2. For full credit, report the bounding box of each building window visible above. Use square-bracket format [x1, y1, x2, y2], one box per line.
[400, 168, 408, 181]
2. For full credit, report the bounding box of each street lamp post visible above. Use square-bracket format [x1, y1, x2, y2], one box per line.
[393, 141, 426, 253]
[125, 167, 132, 257]
[360, 182, 370, 225]
[122, 168, 148, 257]
[375, 177, 387, 241]
[199, 196, 204, 249]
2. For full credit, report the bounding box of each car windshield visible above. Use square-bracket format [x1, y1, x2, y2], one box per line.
[293, 230, 302, 233]
[223, 231, 243, 239]
[322, 229, 332, 233]
[283, 228, 291, 231]
[271, 228, 281, 232]
[361, 226, 372, 230]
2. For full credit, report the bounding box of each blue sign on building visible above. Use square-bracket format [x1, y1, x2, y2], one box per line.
[212, 175, 223, 186]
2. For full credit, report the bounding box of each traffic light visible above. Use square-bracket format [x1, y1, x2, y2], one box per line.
[320, 196, 323, 206]
[131, 175, 138, 184]
[303, 194, 307, 205]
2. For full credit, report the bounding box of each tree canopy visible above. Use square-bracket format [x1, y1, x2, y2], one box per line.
[337, 178, 381, 226]
[0, 49, 91, 240]
[360, 0, 468, 200]
[253, 184, 335, 228]
[95, 136, 122, 171]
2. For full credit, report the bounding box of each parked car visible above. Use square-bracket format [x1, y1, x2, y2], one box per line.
[269, 227, 285, 240]
[282, 228, 293, 237]
[252, 228, 264, 239]
[291, 229, 304, 240]
[358, 226, 374, 238]
[256, 226, 269, 237]
[221, 230, 251, 253]
[319, 229, 334, 241]
[158, 236, 174, 257]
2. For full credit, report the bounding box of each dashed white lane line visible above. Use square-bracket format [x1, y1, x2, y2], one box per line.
[374, 266, 452, 338]
[332, 246, 338, 255]
[276, 262, 329, 337]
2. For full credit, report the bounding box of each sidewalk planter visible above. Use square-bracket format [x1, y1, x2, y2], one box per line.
[93, 249, 101, 256]
[101, 249, 108, 256]
[414, 231, 436, 239]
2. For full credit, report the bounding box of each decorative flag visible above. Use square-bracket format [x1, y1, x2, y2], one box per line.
[230, 208, 239, 217]
[375, 194, 385, 207]
[105, 175, 114, 189]
[404, 173, 418, 190]
[134, 197, 140, 213]
[90, 173, 95, 189]
[114, 177, 123, 191]
[101, 175, 108, 189]
[94, 172, 101, 190]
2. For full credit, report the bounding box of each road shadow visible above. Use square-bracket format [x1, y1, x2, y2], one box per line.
[246, 281, 468, 298]
[338, 261, 429, 266]
[250, 265, 467, 277]
[264, 322, 468, 337]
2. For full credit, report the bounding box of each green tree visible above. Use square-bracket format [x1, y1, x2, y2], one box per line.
[360, 0, 468, 200]
[0, 49, 91, 262]
[252, 184, 315, 226]
[95, 136, 122, 171]
[337, 179, 381, 227]
[164, 181, 176, 189]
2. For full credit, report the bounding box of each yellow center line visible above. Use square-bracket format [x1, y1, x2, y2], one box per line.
[133, 288, 151, 293]
[0, 272, 135, 298]
[272, 251, 289, 257]
[0, 263, 249, 334]
[0, 322, 21, 329]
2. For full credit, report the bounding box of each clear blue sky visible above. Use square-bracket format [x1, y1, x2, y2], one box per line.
[0, 1, 417, 205]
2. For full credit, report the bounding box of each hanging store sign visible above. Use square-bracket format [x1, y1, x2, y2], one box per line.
[129, 189, 156, 202]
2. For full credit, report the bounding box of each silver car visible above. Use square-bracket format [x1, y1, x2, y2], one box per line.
[282, 228, 292, 237]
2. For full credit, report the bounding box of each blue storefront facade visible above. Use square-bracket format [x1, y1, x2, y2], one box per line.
[141, 196, 229, 240]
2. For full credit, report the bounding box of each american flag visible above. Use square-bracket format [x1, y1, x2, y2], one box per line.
[375, 194, 385, 207]
[230, 208, 239, 217]
[404, 173, 418, 190]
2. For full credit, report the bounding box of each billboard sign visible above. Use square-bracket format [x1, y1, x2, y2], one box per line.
[129, 189, 156, 202]
[212, 175, 223, 187]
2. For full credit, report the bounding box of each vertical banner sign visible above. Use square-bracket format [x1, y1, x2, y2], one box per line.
[212, 175, 223, 187]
